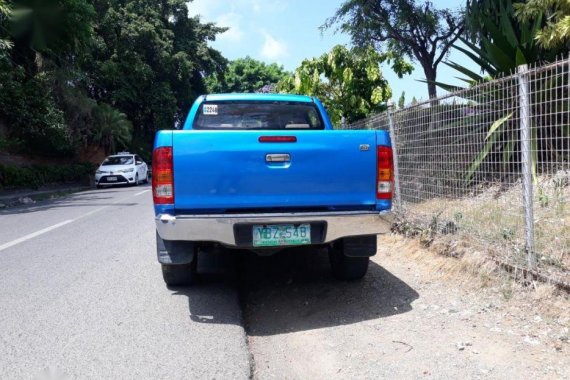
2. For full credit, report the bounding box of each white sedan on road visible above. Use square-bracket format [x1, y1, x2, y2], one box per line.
[95, 152, 149, 188]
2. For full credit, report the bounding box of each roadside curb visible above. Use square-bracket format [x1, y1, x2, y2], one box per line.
[0, 186, 92, 208]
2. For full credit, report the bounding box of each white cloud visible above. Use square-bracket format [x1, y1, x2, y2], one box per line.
[187, 0, 222, 19]
[260, 32, 288, 60]
[215, 13, 244, 42]
[251, 0, 287, 14]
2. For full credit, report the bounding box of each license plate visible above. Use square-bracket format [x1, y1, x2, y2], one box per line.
[252, 224, 311, 247]
[107, 176, 117, 182]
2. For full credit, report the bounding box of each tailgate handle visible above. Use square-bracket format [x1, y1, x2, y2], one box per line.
[266, 153, 290, 163]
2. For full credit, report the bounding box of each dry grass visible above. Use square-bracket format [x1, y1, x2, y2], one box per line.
[402, 173, 570, 272]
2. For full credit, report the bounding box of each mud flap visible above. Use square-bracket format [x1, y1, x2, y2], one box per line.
[156, 231, 196, 264]
[341, 235, 377, 257]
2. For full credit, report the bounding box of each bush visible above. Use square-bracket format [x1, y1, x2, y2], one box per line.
[0, 163, 96, 190]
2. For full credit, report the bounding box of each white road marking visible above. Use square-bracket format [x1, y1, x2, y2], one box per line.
[0, 189, 148, 252]
[0, 220, 74, 252]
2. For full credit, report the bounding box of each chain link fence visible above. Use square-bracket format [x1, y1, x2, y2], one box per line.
[346, 58, 570, 281]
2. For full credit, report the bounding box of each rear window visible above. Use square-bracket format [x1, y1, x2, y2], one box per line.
[193, 101, 324, 130]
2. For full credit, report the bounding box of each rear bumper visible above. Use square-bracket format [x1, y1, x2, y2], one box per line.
[155, 210, 394, 247]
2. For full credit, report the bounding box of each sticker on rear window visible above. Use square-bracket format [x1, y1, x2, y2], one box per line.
[203, 104, 218, 115]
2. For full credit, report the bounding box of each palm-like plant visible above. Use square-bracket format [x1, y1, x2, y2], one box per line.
[91, 103, 133, 154]
[434, 0, 568, 183]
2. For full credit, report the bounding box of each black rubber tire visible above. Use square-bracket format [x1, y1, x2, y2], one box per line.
[329, 246, 370, 281]
[96, 184, 103, 189]
[161, 261, 197, 287]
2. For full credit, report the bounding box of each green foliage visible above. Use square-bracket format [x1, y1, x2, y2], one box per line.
[85, 0, 227, 134]
[0, 0, 9, 15]
[464, 112, 513, 182]
[0, 59, 74, 156]
[9, 0, 95, 59]
[0, 0, 12, 56]
[0, 0, 228, 162]
[456, 0, 563, 79]
[277, 45, 396, 126]
[437, 0, 569, 183]
[206, 57, 288, 93]
[398, 91, 405, 109]
[324, 0, 463, 99]
[514, 0, 570, 49]
[91, 103, 133, 154]
[0, 163, 96, 189]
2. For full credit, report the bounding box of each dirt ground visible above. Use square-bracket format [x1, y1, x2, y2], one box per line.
[242, 235, 570, 380]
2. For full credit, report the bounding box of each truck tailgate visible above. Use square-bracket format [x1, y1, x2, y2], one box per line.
[172, 130, 377, 211]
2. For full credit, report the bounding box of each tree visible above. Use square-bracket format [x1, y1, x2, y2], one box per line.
[323, 0, 464, 100]
[0, 0, 229, 161]
[277, 45, 404, 126]
[207, 56, 288, 93]
[398, 91, 405, 109]
[84, 0, 227, 138]
[91, 103, 133, 154]
[514, 0, 570, 49]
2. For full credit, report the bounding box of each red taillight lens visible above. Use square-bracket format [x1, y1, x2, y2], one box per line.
[377, 146, 393, 200]
[152, 147, 174, 204]
[258, 136, 297, 143]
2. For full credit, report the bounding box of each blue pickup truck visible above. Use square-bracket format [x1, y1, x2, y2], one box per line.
[152, 93, 394, 286]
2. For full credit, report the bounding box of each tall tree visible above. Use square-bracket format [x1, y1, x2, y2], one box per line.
[278, 45, 408, 126]
[84, 0, 227, 137]
[206, 56, 288, 93]
[323, 0, 464, 100]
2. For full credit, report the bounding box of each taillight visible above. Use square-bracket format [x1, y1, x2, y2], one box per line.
[152, 147, 174, 204]
[377, 146, 393, 200]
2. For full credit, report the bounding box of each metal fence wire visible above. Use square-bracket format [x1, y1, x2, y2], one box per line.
[346, 58, 570, 279]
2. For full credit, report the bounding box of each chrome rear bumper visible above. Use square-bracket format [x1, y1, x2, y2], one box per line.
[155, 210, 393, 247]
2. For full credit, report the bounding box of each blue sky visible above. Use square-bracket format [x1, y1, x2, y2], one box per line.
[187, 0, 478, 104]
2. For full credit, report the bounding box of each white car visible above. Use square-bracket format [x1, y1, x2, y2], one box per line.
[95, 152, 149, 188]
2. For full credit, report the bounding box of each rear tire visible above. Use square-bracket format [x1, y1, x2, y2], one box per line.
[161, 260, 197, 287]
[329, 245, 370, 281]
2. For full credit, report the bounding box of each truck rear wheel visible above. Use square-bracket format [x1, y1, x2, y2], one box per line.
[161, 261, 197, 287]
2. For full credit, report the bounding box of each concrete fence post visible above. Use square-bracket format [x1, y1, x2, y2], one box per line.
[517, 64, 537, 269]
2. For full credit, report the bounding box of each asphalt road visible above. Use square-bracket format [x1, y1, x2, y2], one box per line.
[2, 186, 568, 380]
[0, 185, 250, 379]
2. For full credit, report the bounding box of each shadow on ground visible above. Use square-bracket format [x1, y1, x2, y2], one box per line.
[173, 247, 419, 336]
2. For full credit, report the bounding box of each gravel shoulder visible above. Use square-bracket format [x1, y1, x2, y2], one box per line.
[244, 235, 570, 379]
